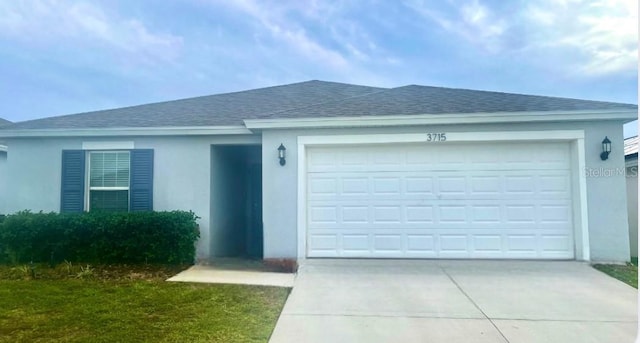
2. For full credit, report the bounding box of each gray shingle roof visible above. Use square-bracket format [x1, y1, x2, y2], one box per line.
[2, 81, 637, 130]
[268, 85, 637, 119]
[6, 81, 384, 130]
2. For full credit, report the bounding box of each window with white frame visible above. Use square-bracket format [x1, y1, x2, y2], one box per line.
[87, 151, 130, 212]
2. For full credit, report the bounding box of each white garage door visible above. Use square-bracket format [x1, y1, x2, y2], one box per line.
[306, 142, 574, 259]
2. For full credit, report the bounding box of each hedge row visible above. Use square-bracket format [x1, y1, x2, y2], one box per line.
[0, 210, 200, 264]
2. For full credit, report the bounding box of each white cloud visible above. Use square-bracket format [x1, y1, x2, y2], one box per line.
[214, 0, 348, 69]
[526, 0, 638, 76]
[210, 0, 403, 72]
[191, 0, 410, 93]
[0, 1, 183, 66]
[406, 0, 637, 77]
[405, 0, 507, 53]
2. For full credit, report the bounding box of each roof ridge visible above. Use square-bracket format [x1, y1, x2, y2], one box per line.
[263, 87, 393, 118]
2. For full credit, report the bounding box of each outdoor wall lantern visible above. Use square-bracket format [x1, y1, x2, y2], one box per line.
[600, 136, 611, 161]
[278, 143, 286, 166]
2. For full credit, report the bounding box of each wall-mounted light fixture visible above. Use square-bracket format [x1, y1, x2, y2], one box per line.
[278, 143, 286, 166]
[600, 136, 611, 161]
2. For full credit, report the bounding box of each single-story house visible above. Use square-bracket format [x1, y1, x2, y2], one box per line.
[624, 136, 638, 258]
[0, 80, 636, 263]
[0, 118, 11, 215]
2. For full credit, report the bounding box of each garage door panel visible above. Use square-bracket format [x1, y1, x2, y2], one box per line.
[539, 205, 572, 222]
[308, 206, 338, 223]
[374, 235, 403, 252]
[372, 206, 403, 223]
[341, 177, 369, 194]
[440, 235, 469, 252]
[438, 177, 467, 195]
[405, 177, 435, 194]
[372, 177, 402, 194]
[341, 206, 369, 223]
[406, 206, 435, 223]
[471, 206, 501, 223]
[505, 205, 536, 223]
[308, 177, 338, 195]
[308, 172, 571, 201]
[309, 234, 338, 252]
[308, 232, 574, 258]
[472, 235, 503, 252]
[541, 235, 573, 252]
[506, 235, 539, 253]
[306, 142, 574, 259]
[308, 190, 568, 202]
[470, 176, 502, 194]
[407, 234, 436, 252]
[505, 176, 537, 194]
[308, 200, 571, 227]
[307, 150, 339, 171]
[341, 151, 368, 166]
[342, 234, 370, 252]
[438, 205, 468, 223]
[372, 150, 403, 166]
[307, 143, 570, 173]
[539, 175, 571, 194]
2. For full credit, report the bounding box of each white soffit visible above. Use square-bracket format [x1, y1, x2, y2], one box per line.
[245, 109, 637, 129]
[0, 126, 254, 138]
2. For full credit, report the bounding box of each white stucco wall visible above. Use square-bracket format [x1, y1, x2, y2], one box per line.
[4, 135, 259, 261]
[2, 119, 632, 263]
[262, 120, 631, 262]
[0, 151, 6, 215]
[626, 160, 638, 258]
[582, 122, 630, 261]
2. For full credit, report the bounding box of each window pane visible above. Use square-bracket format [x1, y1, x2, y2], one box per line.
[90, 153, 104, 187]
[90, 152, 130, 188]
[90, 190, 129, 212]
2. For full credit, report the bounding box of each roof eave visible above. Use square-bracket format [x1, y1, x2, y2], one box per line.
[244, 109, 638, 130]
[0, 126, 254, 138]
[0, 109, 635, 137]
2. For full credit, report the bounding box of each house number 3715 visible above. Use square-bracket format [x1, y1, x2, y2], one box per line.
[426, 133, 447, 142]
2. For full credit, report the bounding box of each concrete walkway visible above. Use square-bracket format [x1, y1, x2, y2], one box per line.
[167, 264, 295, 287]
[269, 260, 637, 343]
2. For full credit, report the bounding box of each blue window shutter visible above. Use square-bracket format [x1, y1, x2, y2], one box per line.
[130, 149, 154, 211]
[61, 150, 86, 213]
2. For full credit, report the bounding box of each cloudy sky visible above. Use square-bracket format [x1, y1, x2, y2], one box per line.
[0, 0, 637, 135]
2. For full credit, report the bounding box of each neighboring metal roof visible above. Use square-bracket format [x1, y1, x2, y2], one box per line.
[269, 85, 637, 119]
[2, 80, 637, 130]
[625, 136, 638, 156]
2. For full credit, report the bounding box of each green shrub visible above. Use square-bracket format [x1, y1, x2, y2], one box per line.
[0, 210, 200, 265]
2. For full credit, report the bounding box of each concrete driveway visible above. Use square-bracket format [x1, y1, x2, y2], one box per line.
[269, 260, 637, 343]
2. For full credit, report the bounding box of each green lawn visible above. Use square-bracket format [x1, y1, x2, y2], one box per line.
[0, 264, 290, 343]
[592, 258, 638, 289]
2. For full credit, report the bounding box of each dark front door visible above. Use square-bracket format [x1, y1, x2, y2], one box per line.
[246, 163, 263, 258]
